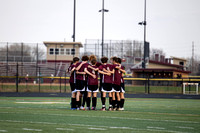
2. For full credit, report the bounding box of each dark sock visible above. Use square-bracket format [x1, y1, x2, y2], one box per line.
[71, 98, 73, 108]
[120, 99, 125, 108]
[117, 100, 120, 109]
[109, 97, 112, 107]
[82, 91, 87, 107]
[76, 101, 81, 108]
[86, 97, 91, 108]
[71, 98, 76, 108]
[92, 97, 97, 107]
[80, 97, 82, 107]
[102, 97, 106, 107]
[112, 100, 116, 108]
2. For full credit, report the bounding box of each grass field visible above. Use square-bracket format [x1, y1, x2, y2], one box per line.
[0, 97, 200, 133]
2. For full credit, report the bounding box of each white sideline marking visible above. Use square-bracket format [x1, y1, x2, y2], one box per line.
[147, 126, 165, 130]
[0, 130, 7, 132]
[15, 102, 69, 104]
[56, 128, 74, 131]
[0, 120, 189, 133]
[0, 112, 199, 124]
[176, 126, 194, 129]
[88, 128, 106, 130]
[110, 126, 134, 130]
[22, 128, 42, 132]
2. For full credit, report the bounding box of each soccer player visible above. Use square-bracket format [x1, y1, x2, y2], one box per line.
[99, 57, 113, 111]
[75, 55, 89, 110]
[111, 57, 125, 110]
[68, 57, 79, 110]
[86, 58, 110, 110]
[118, 58, 126, 110]
[88, 55, 103, 108]
[85, 59, 99, 110]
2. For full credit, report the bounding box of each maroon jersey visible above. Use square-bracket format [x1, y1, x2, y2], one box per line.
[121, 66, 125, 83]
[68, 64, 76, 83]
[99, 64, 113, 84]
[76, 62, 89, 81]
[96, 62, 102, 67]
[113, 64, 122, 85]
[87, 65, 98, 85]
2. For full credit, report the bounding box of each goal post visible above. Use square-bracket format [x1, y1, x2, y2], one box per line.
[183, 83, 199, 95]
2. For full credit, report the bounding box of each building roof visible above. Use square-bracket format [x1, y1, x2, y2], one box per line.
[131, 68, 191, 74]
[149, 60, 184, 68]
[43, 41, 83, 47]
[171, 56, 187, 61]
[134, 58, 184, 68]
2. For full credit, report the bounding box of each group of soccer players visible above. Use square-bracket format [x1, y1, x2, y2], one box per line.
[68, 55, 125, 111]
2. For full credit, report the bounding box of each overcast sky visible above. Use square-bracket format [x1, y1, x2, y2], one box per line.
[0, 0, 200, 58]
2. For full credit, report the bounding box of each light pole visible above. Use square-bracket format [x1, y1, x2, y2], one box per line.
[72, 0, 76, 57]
[138, 0, 147, 69]
[99, 0, 109, 57]
[72, 0, 76, 42]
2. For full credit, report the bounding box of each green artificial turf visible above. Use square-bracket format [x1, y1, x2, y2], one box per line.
[0, 97, 200, 133]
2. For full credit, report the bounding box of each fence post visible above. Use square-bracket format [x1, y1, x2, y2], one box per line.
[16, 62, 19, 92]
[147, 75, 150, 94]
[64, 71, 66, 92]
[6, 42, 8, 76]
[189, 77, 191, 94]
[38, 67, 40, 92]
[60, 76, 61, 93]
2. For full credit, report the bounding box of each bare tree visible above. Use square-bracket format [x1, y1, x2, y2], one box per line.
[0, 43, 45, 62]
[186, 55, 200, 75]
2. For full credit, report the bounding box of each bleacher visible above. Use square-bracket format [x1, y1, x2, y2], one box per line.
[0, 62, 70, 77]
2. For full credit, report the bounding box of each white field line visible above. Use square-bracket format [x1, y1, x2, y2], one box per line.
[176, 126, 194, 129]
[147, 126, 165, 130]
[22, 128, 42, 132]
[0, 130, 7, 132]
[15, 102, 69, 104]
[0, 120, 189, 133]
[88, 128, 107, 130]
[0, 112, 199, 124]
[56, 128, 74, 131]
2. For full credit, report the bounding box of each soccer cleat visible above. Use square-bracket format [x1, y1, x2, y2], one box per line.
[113, 108, 117, 111]
[86, 107, 90, 110]
[120, 108, 124, 111]
[100, 107, 106, 111]
[80, 106, 85, 110]
[108, 107, 112, 111]
[71, 108, 77, 110]
[91, 107, 96, 110]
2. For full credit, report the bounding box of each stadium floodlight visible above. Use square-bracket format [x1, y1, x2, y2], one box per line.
[99, 0, 109, 57]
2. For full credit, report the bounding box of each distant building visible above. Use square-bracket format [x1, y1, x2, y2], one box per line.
[43, 41, 83, 62]
[131, 55, 190, 78]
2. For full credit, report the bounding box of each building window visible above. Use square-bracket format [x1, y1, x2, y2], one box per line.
[60, 48, 65, 55]
[49, 48, 54, 55]
[66, 49, 70, 55]
[55, 48, 59, 55]
[71, 49, 75, 55]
